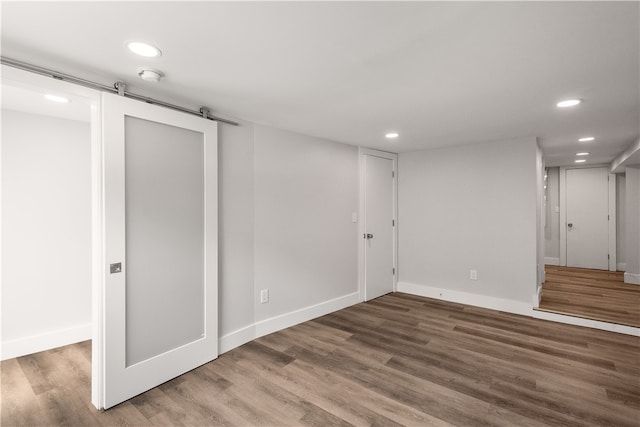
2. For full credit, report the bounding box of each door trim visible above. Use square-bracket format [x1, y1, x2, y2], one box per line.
[559, 166, 616, 271]
[608, 172, 617, 272]
[358, 148, 398, 301]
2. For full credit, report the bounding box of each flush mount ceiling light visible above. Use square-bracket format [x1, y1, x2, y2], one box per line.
[574, 159, 586, 163]
[578, 136, 595, 142]
[576, 152, 590, 156]
[44, 94, 69, 103]
[126, 41, 162, 58]
[137, 68, 164, 83]
[385, 132, 399, 139]
[556, 99, 582, 108]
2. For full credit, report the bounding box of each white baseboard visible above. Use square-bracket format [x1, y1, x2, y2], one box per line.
[219, 291, 360, 354]
[544, 257, 560, 266]
[397, 281, 639, 337]
[2, 292, 360, 360]
[397, 281, 531, 316]
[617, 262, 626, 271]
[1, 323, 92, 361]
[534, 285, 543, 307]
[624, 272, 640, 285]
[219, 323, 257, 354]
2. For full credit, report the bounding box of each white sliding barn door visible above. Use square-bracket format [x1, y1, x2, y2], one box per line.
[100, 93, 218, 409]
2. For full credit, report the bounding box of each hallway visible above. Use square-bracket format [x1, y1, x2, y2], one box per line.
[539, 266, 640, 327]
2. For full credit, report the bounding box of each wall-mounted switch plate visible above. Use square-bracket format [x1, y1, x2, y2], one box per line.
[352, 212, 358, 223]
[470, 269, 478, 280]
[260, 289, 269, 304]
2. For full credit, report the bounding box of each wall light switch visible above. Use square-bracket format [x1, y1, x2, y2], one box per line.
[555, 206, 560, 213]
[352, 212, 358, 223]
[470, 270, 478, 280]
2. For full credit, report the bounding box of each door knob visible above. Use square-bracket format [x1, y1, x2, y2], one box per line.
[364, 233, 374, 239]
[567, 223, 573, 228]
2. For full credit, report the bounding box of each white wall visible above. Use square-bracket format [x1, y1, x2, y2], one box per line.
[544, 167, 560, 263]
[217, 123, 360, 352]
[397, 137, 538, 310]
[2, 104, 361, 358]
[617, 173, 626, 269]
[1, 110, 92, 359]
[253, 125, 359, 321]
[218, 119, 256, 336]
[624, 167, 640, 284]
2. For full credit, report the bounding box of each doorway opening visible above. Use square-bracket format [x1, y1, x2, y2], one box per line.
[539, 166, 638, 326]
[1, 78, 94, 360]
[2, 65, 220, 410]
[1, 65, 102, 407]
[358, 148, 397, 301]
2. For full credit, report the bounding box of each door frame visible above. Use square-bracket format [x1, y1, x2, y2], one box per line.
[559, 165, 616, 271]
[358, 147, 398, 301]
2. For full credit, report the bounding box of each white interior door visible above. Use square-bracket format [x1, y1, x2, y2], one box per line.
[101, 93, 218, 409]
[363, 153, 395, 300]
[566, 167, 609, 270]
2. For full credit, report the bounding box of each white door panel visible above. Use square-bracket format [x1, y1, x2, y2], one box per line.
[364, 154, 394, 300]
[102, 93, 218, 408]
[566, 168, 609, 270]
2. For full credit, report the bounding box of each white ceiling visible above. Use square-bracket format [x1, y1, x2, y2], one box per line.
[1, 2, 638, 167]
[2, 84, 91, 123]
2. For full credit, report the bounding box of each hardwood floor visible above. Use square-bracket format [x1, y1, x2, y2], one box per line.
[539, 265, 640, 327]
[3, 292, 639, 426]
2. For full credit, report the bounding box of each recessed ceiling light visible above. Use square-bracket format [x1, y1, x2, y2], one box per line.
[578, 137, 595, 142]
[385, 132, 399, 139]
[557, 99, 582, 108]
[574, 159, 586, 163]
[576, 152, 590, 156]
[126, 41, 162, 58]
[44, 94, 69, 103]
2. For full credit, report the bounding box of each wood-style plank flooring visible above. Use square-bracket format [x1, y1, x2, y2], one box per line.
[539, 265, 640, 327]
[3, 293, 640, 426]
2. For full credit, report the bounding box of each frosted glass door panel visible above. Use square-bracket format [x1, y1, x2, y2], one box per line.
[124, 116, 204, 366]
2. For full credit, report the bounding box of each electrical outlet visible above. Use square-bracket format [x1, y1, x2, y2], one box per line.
[470, 270, 478, 280]
[260, 289, 269, 304]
